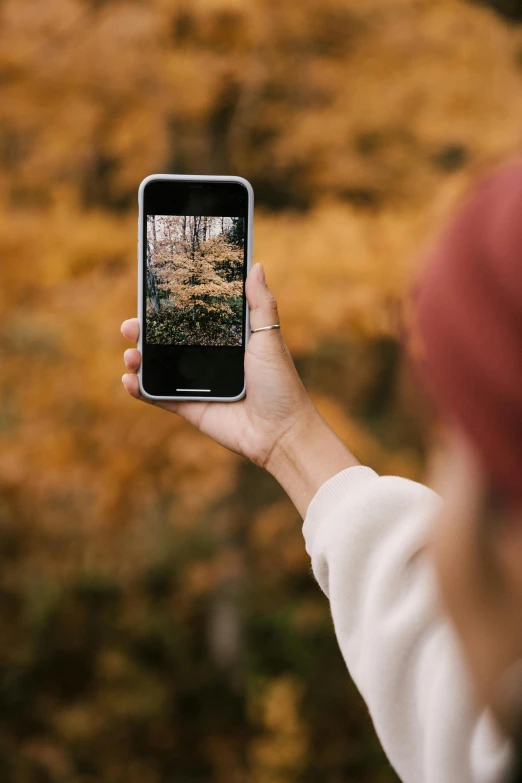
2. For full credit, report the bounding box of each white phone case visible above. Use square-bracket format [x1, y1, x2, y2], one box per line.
[137, 174, 253, 402]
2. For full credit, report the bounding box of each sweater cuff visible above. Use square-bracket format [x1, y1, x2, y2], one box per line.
[302, 465, 380, 552]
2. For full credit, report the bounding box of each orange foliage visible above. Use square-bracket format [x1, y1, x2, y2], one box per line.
[0, 0, 521, 780]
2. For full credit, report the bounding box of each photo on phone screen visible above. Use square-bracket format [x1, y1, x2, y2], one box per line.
[138, 176, 252, 401]
[146, 215, 245, 347]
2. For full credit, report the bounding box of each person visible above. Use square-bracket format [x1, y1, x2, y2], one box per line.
[121, 161, 522, 783]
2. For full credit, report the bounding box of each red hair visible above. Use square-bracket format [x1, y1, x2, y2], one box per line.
[412, 163, 522, 503]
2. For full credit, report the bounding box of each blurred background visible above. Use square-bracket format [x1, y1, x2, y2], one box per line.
[0, 0, 522, 781]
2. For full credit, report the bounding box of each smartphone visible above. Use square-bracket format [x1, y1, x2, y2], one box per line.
[137, 174, 253, 401]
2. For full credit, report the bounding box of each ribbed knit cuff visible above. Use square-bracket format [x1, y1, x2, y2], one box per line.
[303, 465, 380, 552]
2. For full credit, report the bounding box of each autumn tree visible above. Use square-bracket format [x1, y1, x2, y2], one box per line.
[146, 215, 244, 344]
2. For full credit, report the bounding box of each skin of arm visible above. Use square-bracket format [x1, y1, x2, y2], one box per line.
[264, 412, 359, 517]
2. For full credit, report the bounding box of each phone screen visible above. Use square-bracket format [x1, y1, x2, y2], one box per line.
[140, 179, 250, 398]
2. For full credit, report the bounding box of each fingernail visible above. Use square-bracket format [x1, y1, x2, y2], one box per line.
[121, 374, 127, 384]
[257, 263, 265, 284]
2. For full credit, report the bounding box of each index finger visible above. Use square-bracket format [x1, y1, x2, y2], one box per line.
[121, 318, 139, 343]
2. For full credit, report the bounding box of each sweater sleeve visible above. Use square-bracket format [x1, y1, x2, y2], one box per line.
[302, 465, 512, 783]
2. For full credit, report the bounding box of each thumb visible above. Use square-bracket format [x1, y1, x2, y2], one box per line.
[246, 263, 281, 334]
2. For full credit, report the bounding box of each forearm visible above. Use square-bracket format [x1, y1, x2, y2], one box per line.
[266, 407, 359, 517]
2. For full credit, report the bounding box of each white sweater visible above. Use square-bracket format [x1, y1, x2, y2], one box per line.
[302, 466, 512, 783]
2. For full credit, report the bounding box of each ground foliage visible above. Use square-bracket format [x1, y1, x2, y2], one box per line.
[0, 0, 522, 781]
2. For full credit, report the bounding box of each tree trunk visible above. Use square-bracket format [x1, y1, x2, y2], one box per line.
[147, 240, 160, 312]
[167, 220, 174, 256]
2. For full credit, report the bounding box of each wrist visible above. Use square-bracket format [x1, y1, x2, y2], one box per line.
[266, 404, 359, 518]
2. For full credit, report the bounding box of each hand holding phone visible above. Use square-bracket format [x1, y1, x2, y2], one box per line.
[129, 172, 315, 469]
[126, 174, 357, 512]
